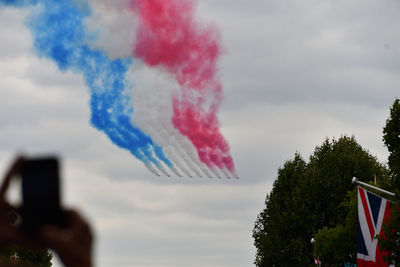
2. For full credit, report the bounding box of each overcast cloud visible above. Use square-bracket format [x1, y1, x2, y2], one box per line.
[1, 0, 400, 266]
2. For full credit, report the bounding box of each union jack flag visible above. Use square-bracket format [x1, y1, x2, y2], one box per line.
[357, 186, 393, 267]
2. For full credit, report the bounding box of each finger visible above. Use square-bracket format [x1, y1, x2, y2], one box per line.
[63, 209, 93, 243]
[65, 209, 91, 232]
[0, 156, 25, 198]
[0, 203, 18, 227]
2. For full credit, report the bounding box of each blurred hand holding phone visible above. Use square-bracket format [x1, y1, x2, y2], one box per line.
[0, 155, 94, 267]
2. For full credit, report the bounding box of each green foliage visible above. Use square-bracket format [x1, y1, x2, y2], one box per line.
[0, 245, 52, 267]
[253, 136, 388, 266]
[315, 225, 348, 263]
[379, 98, 400, 264]
[383, 98, 400, 188]
[314, 190, 358, 265]
[253, 153, 308, 266]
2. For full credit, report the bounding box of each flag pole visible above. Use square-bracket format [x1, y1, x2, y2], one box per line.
[352, 177, 395, 197]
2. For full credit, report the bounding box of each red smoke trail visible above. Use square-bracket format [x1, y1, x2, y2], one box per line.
[131, 0, 235, 174]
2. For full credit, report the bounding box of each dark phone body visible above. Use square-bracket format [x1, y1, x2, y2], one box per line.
[21, 158, 64, 231]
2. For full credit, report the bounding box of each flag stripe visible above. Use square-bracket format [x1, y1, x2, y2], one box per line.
[367, 192, 382, 226]
[359, 187, 376, 241]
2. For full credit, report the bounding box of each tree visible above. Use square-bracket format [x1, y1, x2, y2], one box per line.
[253, 136, 388, 266]
[379, 98, 400, 264]
[383, 98, 400, 189]
[253, 153, 308, 266]
[313, 189, 358, 265]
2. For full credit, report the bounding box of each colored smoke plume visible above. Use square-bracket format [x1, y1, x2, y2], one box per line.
[1, 0, 236, 177]
[131, 0, 236, 174]
[1, 0, 172, 172]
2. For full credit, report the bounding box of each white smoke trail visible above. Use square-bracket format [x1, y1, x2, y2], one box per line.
[163, 153, 188, 177]
[142, 120, 192, 177]
[130, 65, 199, 177]
[85, 0, 138, 59]
[83, 1, 235, 178]
[155, 117, 204, 177]
[175, 139, 210, 177]
[83, 5, 220, 178]
[228, 169, 239, 179]
[129, 64, 225, 178]
[170, 146, 201, 177]
[154, 161, 171, 177]
[135, 149, 160, 176]
[144, 163, 160, 176]
[84, 0, 174, 176]
[153, 123, 199, 177]
[209, 165, 222, 179]
[137, 147, 171, 177]
[169, 165, 183, 177]
[220, 167, 231, 179]
[158, 116, 213, 178]
[143, 122, 188, 177]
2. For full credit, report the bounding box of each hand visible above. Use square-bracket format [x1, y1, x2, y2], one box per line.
[0, 156, 94, 267]
[0, 156, 28, 247]
[40, 210, 94, 267]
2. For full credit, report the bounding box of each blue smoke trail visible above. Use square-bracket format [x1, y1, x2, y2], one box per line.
[1, 0, 173, 171]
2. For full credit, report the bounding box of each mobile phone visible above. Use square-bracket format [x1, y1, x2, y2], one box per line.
[20, 157, 64, 231]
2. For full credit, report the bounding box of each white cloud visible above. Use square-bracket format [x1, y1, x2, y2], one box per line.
[62, 169, 268, 267]
[85, 0, 138, 59]
[1, 0, 399, 266]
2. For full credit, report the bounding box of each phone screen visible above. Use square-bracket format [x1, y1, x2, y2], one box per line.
[21, 158, 62, 230]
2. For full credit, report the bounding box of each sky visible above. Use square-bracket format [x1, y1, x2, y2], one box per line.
[1, 0, 400, 266]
